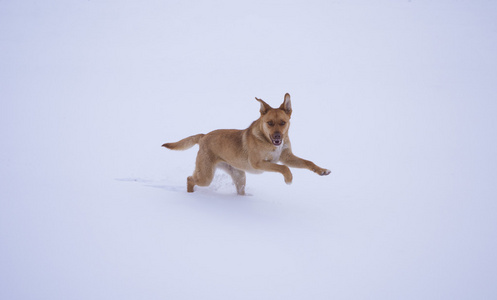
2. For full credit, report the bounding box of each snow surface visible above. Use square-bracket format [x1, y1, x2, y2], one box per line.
[1, 0, 497, 299]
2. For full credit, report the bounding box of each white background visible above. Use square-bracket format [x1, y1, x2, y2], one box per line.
[1, 0, 496, 299]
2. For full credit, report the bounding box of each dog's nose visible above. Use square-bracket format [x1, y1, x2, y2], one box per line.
[273, 132, 281, 140]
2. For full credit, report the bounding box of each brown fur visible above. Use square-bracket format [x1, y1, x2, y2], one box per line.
[162, 93, 330, 195]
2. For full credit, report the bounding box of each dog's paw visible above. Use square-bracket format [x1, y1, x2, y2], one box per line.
[284, 173, 293, 185]
[317, 168, 331, 176]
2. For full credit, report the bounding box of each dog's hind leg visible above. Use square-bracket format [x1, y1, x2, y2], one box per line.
[187, 176, 195, 192]
[231, 168, 246, 195]
[218, 162, 246, 195]
[188, 150, 218, 193]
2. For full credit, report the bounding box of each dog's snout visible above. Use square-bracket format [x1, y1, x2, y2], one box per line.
[271, 132, 283, 146]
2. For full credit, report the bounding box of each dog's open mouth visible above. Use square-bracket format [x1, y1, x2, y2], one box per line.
[270, 135, 282, 146]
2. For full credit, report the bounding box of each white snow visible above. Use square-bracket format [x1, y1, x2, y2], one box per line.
[1, 0, 497, 299]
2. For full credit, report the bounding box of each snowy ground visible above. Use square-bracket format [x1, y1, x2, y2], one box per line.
[1, 0, 497, 299]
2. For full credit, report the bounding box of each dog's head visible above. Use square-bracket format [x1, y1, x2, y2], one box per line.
[255, 93, 292, 146]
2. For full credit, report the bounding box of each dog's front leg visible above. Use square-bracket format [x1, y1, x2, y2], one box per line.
[280, 150, 331, 176]
[251, 160, 293, 184]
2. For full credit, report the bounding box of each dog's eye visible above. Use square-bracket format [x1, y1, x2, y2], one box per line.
[267, 121, 275, 126]
[280, 121, 286, 126]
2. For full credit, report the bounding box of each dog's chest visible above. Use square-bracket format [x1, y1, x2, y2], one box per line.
[264, 144, 285, 163]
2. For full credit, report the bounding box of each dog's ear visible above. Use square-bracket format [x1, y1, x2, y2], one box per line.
[255, 97, 273, 115]
[279, 93, 292, 116]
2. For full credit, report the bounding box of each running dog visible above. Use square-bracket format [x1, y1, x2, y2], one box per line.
[162, 93, 331, 195]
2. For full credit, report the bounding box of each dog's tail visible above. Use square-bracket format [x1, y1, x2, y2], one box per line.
[162, 134, 205, 150]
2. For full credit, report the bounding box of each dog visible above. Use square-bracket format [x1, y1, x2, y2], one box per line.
[162, 93, 331, 195]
